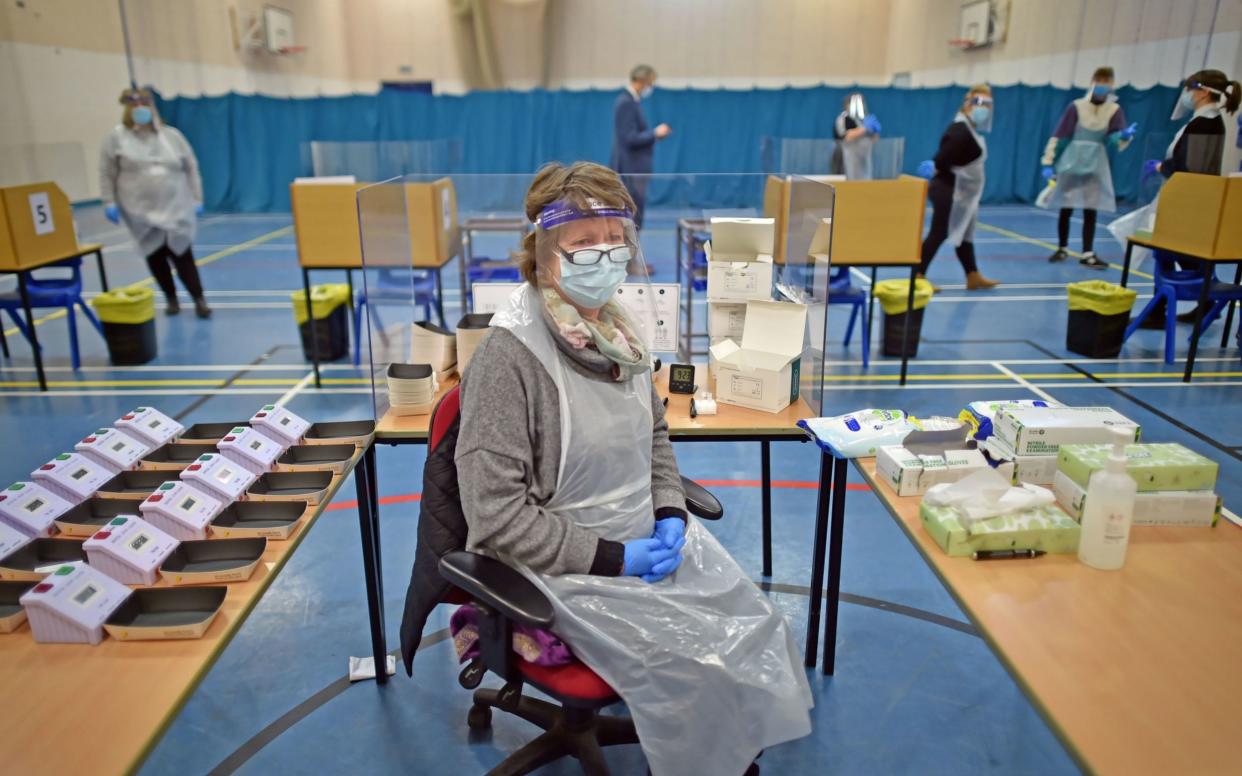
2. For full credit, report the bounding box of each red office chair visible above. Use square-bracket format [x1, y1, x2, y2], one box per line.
[425, 385, 724, 776]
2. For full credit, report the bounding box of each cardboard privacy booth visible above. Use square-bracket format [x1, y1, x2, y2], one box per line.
[0, 182, 79, 271]
[291, 181, 365, 268]
[705, 218, 776, 303]
[710, 300, 807, 413]
[0, 482, 72, 538]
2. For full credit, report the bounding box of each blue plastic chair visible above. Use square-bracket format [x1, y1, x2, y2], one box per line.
[1123, 255, 1242, 364]
[353, 269, 442, 366]
[827, 267, 870, 368]
[0, 258, 103, 370]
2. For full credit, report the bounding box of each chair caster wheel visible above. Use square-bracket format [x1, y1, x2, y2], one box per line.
[497, 681, 522, 712]
[467, 703, 492, 730]
[458, 660, 484, 690]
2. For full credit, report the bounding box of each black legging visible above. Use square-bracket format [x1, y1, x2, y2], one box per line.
[919, 178, 978, 276]
[1058, 208, 1097, 253]
[146, 243, 204, 301]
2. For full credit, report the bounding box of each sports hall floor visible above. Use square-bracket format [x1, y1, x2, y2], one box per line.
[2, 203, 1238, 775]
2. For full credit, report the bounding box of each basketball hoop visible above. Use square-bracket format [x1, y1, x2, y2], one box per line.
[948, 38, 978, 51]
[276, 45, 307, 57]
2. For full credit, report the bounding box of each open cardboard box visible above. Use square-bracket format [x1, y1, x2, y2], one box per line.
[104, 587, 227, 641]
[274, 445, 356, 475]
[709, 301, 807, 413]
[0, 539, 87, 581]
[136, 443, 210, 472]
[95, 470, 173, 500]
[210, 501, 308, 540]
[246, 472, 333, 505]
[54, 498, 140, 538]
[301, 420, 376, 448]
[705, 218, 775, 303]
[178, 421, 249, 444]
[160, 538, 267, 585]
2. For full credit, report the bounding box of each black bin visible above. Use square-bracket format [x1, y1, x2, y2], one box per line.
[1065, 281, 1137, 359]
[93, 287, 158, 365]
[883, 308, 926, 358]
[292, 284, 349, 361]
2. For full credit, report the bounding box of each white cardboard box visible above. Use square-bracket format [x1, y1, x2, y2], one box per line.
[710, 300, 806, 413]
[115, 407, 184, 448]
[708, 302, 747, 339]
[19, 561, 131, 645]
[877, 446, 991, 497]
[983, 437, 1060, 485]
[1051, 471, 1219, 527]
[705, 217, 776, 303]
[32, 453, 113, 504]
[250, 405, 310, 449]
[992, 406, 1140, 457]
[75, 428, 152, 474]
[218, 427, 283, 476]
[140, 481, 224, 541]
[83, 515, 178, 586]
[179, 453, 256, 505]
[0, 482, 72, 537]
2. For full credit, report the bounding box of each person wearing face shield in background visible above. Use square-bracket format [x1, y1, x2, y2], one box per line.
[1109, 69, 1241, 327]
[1040, 67, 1137, 269]
[915, 85, 1000, 290]
[830, 92, 883, 179]
[447, 161, 812, 776]
[100, 87, 210, 318]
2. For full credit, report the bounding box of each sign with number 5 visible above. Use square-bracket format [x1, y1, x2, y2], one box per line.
[28, 192, 54, 236]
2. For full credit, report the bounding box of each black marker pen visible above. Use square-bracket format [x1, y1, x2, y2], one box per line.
[972, 549, 1045, 561]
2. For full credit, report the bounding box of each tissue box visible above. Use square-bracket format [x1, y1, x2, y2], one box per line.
[705, 218, 775, 303]
[1056, 443, 1218, 493]
[709, 300, 806, 413]
[983, 437, 1062, 486]
[877, 447, 990, 496]
[1051, 471, 1219, 527]
[992, 406, 1140, 456]
[920, 501, 1081, 557]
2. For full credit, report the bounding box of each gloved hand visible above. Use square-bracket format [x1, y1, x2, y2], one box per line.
[1142, 159, 1161, 177]
[195, 203, 204, 216]
[916, 159, 935, 179]
[863, 115, 882, 135]
[1119, 122, 1138, 141]
[623, 537, 681, 580]
[104, 204, 120, 224]
[1041, 165, 1056, 182]
[652, 517, 686, 549]
[641, 550, 682, 584]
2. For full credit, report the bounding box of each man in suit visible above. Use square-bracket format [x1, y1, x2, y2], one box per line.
[610, 64, 671, 231]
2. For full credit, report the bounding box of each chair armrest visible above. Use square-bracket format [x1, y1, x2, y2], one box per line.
[439, 551, 555, 630]
[680, 475, 723, 521]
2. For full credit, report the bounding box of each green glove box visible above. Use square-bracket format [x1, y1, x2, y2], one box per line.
[1057, 443, 1218, 493]
[920, 502, 1081, 557]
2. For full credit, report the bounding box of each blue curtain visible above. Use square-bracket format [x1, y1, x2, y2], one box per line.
[157, 84, 1182, 213]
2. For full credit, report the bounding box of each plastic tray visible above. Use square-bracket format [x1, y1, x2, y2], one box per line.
[273, 445, 356, 475]
[178, 422, 249, 444]
[301, 420, 376, 448]
[0, 580, 37, 633]
[95, 470, 173, 500]
[136, 443, 212, 472]
[246, 472, 333, 505]
[53, 498, 139, 538]
[160, 538, 267, 585]
[0, 539, 88, 581]
[210, 501, 307, 540]
[104, 587, 227, 640]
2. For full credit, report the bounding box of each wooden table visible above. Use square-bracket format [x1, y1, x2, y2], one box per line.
[840, 456, 1242, 775]
[0, 241, 108, 391]
[0, 447, 374, 776]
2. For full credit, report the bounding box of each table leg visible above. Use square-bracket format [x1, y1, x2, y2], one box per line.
[366, 444, 384, 604]
[1183, 261, 1213, 383]
[461, 230, 471, 311]
[354, 448, 388, 685]
[821, 456, 848, 675]
[302, 268, 321, 388]
[803, 452, 834, 667]
[0, 320, 8, 359]
[899, 267, 915, 386]
[17, 273, 47, 391]
[761, 440, 772, 578]
[1121, 241, 1134, 288]
[345, 269, 356, 355]
[434, 268, 446, 328]
[866, 267, 877, 347]
[1221, 265, 1241, 350]
[675, 223, 683, 286]
[94, 250, 109, 292]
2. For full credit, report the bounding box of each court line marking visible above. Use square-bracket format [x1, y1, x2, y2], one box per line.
[976, 222, 1154, 280]
[991, 361, 1059, 403]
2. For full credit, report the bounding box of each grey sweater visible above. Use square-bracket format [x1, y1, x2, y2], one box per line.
[456, 322, 687, 577]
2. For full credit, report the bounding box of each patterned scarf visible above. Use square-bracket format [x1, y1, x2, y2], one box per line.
[541, 288, 650, 379]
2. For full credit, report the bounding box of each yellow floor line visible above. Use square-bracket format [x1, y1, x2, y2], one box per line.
[0, 376, 371, 389]
[2, 225, 293, 338]
[977, 222, 1155, 280]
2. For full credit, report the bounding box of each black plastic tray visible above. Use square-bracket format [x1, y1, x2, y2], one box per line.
[54, 498, 138, 537]
[210, 501, 305, 539]
[105, 587, 228, 639]
[387, 362, 433, 380]
[160, 537, 267, 584]
[0, 580, 37, 632]
[248, 471, 333, 501]
[179, 422, 249, 443]
[275, 444, 354, 473]
[302, 420, 376, 446]
[95, 470, 174, 499]
[0, 539, 87, 580]
[138, 443, 209, 470]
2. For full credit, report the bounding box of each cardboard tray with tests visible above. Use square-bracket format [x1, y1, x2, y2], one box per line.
[709, 300, 807, 413]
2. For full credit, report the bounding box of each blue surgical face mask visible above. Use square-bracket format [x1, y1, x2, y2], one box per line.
[558, 245, 630, 308]
[970, 106, 991, 130]
[1180, 90, 1196, 112]
[1091, 83, 1111, 100]
[131, 106, 153, 125]
[640, 85, 654, 99]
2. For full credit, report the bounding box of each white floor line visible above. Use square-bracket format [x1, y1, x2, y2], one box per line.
[928, 294, 1154, 303]
[931, 282, 1154, 290]
[1221, 507, 1242, 528]
[275, 371, 316, 406]
[989, 361, 1059, 403]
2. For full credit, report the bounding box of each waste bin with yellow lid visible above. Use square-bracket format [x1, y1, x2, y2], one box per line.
[92, 286, 157, 365]
[1066, 280, 1137, 358]
[291, 283, 349, 361]
[874, 278, 935, 357]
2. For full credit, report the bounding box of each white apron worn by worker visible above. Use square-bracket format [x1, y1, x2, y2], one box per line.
[1043, 98, 1120, 212]
[491, 284, 813, 776]
[105, 125, 199, 255]
[946, 113, 988, 248]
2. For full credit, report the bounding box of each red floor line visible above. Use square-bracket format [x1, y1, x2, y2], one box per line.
[324, 480, 870, 511]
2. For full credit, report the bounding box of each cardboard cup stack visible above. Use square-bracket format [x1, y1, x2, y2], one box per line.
[387, 363, 437, 416]
[456, 313, 493, 375]
[410, 321, 457, 382]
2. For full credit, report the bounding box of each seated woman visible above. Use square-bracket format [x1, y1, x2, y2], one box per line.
[455, 161, 813, 775]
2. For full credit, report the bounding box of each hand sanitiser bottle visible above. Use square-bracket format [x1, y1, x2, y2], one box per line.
[1077, 427, 1137, 570]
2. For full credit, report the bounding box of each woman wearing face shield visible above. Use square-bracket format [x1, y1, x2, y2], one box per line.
[99, 87, 211, 318]
[915, 84, 1000, 289]
[452, 162, 813, 775]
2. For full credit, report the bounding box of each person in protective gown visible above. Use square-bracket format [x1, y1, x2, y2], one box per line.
[100, 87, 211, 318]
[454, 161, 813, 776]
[915, 84, 1000, 290]
[1039, 66, 1137, 269]
[831, 92, 882, 179]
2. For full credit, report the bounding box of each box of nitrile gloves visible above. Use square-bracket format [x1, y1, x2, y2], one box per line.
[992, 406, 1139, 457]
[1051, 471, 1219, 527]
[1056, 442, 1218, 493]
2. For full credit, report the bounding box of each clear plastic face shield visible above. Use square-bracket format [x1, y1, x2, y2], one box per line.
[119, 88, 157, 126]
[1086, 80, 1116, 102]
[1171, 80, 1225, 120]
[846, 93, 868, 121]
[965, 92, 994, 133]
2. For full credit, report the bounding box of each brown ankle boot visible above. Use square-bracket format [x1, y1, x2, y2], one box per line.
[915, 273, 941, 292]
[966, 271, 999, 290]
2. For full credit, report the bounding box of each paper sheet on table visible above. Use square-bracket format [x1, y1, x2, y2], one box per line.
[923, 467, 1055, 525]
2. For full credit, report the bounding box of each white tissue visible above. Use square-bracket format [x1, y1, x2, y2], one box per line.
[922, 467, 1055, 525]
[348, 655, 397, 682]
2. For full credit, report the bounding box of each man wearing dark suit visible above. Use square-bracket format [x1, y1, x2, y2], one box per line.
[610, 64, 671, 230]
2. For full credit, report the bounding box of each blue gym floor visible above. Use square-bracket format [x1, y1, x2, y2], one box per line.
[2, 203, 1239, 775]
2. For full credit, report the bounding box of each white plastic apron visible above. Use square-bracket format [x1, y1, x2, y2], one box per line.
[947, 114, 987, 247]
[842, 134, 875, 180]
[112, 127, 198, 255]
[1047, 125, 1116, 212]
[492, 284, 813, 776]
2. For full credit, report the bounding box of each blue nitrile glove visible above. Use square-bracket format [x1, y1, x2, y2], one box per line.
[623, 537, 680, 578]
[641, 547, 683, 584]
[863, 115, 882, 135]
[653, 516, 686, 549]
[195, 203, 204, 216]
[1142, 159, 1161, 177]
[1041, 165, 1056, 182]
[917, 159, 935, 179]
[104, 204, 120, 224]
[1119, 122, 1138, 141]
